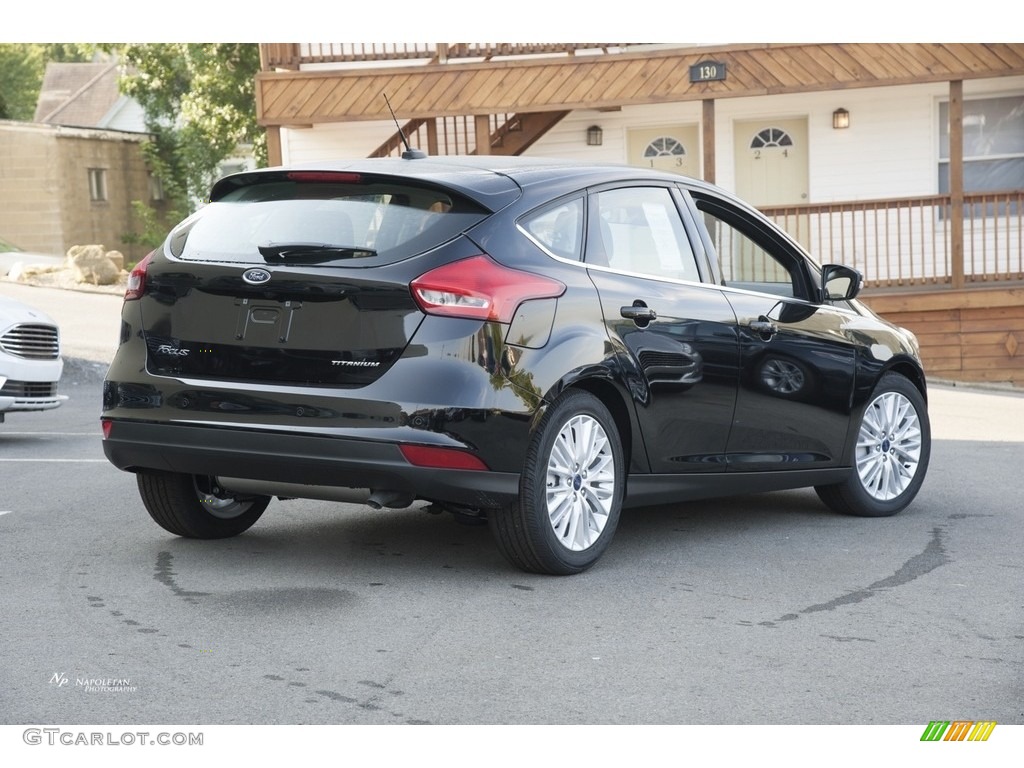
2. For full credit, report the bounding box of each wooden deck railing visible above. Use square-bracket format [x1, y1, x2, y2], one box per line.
[761, 190, 1024, 289]
[261, 43, 632, 69]
[371, 113, 515, 157]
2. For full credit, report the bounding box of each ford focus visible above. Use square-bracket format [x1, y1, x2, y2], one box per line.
[101, 156, 930, 574]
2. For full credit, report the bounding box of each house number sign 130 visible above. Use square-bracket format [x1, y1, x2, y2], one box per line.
[689, 61, 726, 83]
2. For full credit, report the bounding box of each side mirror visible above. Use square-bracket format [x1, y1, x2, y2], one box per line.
[821, 264, 863, 301]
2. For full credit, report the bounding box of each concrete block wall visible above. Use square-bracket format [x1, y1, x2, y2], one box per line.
[57, 133, 154, 263]
[0, 121, 155, 263]
[0, 122, 66, 255]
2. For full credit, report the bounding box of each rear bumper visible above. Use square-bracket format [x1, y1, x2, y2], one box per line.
[102, 419, 520, 509]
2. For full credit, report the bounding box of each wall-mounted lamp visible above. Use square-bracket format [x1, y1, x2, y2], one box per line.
[832, 108, 850, 130]
[586, 125, 603, 146]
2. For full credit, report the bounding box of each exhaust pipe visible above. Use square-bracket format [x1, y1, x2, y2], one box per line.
[365, 490, 415, 510]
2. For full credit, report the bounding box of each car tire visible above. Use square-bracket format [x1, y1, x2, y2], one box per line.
[491, 390, 624, 575]
[816, 372, 930, 517]
[136, 470, 270, 539]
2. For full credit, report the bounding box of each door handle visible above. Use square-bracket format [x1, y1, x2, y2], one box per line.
[620, 303, 657, 323]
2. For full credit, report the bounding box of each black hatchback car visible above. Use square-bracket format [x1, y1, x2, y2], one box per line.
[102, 156, 930, 574]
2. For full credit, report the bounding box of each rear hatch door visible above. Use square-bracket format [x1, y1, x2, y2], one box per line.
[140, 169, 502, 387]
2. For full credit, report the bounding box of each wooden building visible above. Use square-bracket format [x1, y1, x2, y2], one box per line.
[254, 44, 1024, 385]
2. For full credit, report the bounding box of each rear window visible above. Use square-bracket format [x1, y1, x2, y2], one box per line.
[167, 176, 489, 266]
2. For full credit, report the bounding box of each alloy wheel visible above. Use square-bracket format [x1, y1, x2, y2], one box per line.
[545, 414, 616, 551]
[193, 477, 256, 520]
[855, 391, 923, 501]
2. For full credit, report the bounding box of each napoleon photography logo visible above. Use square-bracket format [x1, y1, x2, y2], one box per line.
[920, 721, 997, 741]
[50, 672, 137, 694]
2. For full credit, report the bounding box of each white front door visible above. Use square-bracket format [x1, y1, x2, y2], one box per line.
[734, 118, 809, 207]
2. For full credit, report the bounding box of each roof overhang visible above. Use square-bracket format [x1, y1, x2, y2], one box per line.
[256, 43, 1024, 127]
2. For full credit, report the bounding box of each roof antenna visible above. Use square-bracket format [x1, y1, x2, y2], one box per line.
[383, 92, 426, 160]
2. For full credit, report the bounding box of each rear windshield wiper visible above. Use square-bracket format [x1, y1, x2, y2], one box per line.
[258, 243, 377, 263]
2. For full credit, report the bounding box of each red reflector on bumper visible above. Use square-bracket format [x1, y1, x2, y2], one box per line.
[399, 444, 488, 471]
[101, 418, 112, 440]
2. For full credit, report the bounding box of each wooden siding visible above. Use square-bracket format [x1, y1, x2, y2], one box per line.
[256, 43, 1024, 127]
[863, 288, 1024, 385]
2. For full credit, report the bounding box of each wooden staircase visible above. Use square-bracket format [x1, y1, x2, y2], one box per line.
[370, 111, 569, 158]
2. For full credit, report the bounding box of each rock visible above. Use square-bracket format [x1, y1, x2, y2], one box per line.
[12, 263, 63, 281]
[106, 250, 125, 272]
[6, 261, 26, 281]
[67, 244, 121, 286]
[66, 244, 101, 263]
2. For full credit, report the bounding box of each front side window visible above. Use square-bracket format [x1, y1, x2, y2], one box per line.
[585, 187, 701, 283]
[693, 194, 809, 299]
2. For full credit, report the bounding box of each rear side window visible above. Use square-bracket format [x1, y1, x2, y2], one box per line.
[520, 197, 584, 261]
[168, 176, 489, 266]
[586, 187, 701, 283]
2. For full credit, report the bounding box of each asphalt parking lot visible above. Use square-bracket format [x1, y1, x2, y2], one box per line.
[1, 279, 1022, 729]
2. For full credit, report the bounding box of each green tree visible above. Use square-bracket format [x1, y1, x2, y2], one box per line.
[107, 43, 266, 234]
[0, 44, 47, 120]
[0, 43, 264, 248]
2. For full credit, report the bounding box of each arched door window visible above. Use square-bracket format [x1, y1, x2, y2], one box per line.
[750, 127, 794, 150]
[644, 136, 687, 159]
[629, 126, 699, 176]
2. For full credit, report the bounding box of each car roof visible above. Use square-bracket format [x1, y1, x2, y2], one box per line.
[209, 155, 727, 212]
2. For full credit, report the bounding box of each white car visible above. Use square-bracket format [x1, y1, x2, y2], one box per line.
[0, 295, 66, 422]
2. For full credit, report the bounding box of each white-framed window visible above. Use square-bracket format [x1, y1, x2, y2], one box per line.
[219, 160, 249, 177]
[88, 168, 108, 202]
[149, 173, 165, 202]
[939, 94, 1024, 194]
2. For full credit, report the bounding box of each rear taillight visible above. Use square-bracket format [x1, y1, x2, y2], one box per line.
[410, 255, 564, 323]
[124, 251, 154, 301]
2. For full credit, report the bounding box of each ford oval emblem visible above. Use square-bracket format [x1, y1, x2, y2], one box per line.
[242, 268, 271, 285]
